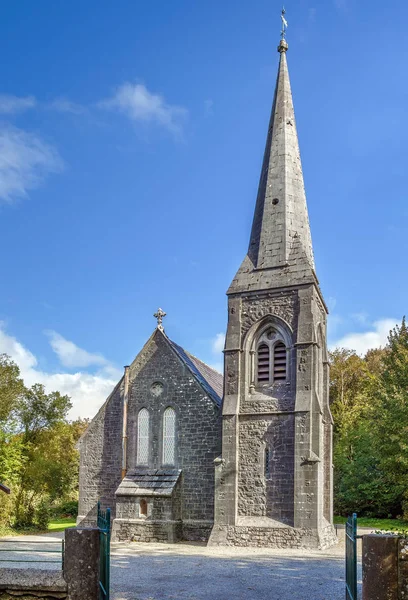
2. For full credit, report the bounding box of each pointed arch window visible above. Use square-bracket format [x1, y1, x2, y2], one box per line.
[137, 408, 149, 466]
[255, 328, 288, 385]
[162, 407, 176, 466]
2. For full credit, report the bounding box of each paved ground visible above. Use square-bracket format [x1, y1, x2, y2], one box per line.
[0, 531, 363, 600]
[0, 532, 64, 570]
[111, 533, 363, 600]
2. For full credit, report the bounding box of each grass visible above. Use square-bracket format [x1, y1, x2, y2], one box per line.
[334, 516, 408, 531]
[48, 517, 76, 532]
[0, 517, 76, 537]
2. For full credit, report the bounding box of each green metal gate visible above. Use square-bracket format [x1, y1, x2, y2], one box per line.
[97, 501, 111, 600]
[346, 513, 360, 600]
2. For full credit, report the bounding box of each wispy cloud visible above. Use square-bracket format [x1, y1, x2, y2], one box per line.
[98, 83, 188, 136]
[212, 333, 225, 354]
[0, 323, 121, 420]
[209, 333, 225, 373]
[0, 94, 36, 114]
[48, 98, 85, 115]
[45, 330, 108, 369]
[0, 126, 63, 204]
[330, 318, 398, 355]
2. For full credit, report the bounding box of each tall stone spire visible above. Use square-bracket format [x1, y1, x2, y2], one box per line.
[210, 17, 335, 550]
[229, 36, 316, 294]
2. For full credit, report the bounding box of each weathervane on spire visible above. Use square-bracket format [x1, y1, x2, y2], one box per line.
[280, 7, 288, 40]
[154, 308, 166, 331]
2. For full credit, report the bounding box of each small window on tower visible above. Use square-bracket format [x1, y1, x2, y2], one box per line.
[257, 344, 270, 383]
[273, 342, 287, 381]
[139, 499, 147, 517]
[265, 447, 271, 478]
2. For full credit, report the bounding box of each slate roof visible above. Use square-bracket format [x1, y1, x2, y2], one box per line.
[115, 469, 181, 497]
[167, 338, 223, 406]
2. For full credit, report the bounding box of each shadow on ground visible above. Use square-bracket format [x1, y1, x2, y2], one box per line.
[111, 541, 362, 600]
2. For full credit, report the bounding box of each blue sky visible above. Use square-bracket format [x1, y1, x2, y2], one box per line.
[0, 0, 407, 418]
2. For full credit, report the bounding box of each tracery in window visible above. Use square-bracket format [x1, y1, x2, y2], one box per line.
[137, 408, 149, 466]
[162, 407, 176, 466]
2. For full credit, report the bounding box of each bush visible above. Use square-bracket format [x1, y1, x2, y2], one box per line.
[35, 501, 50, 531]
[52, 499, 78, 518]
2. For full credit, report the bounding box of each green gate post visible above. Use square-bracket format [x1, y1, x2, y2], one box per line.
[346, 513, 358, 600]
[97, 501, 111, 600]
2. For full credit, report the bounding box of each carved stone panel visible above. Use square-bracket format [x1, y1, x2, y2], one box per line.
[241, 292, 298, 337]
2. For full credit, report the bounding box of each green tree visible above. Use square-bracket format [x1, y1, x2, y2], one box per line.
[0, 354, 24, 422]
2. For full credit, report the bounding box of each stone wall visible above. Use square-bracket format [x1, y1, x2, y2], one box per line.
[238, 414, 295, 525]
[0, 570, 67, 600]
[209, 522, 336, 549]
[77, 383, 123, 523]
[113, 519, 182, 543]
[78, 330, 222, 538]
[125, 332, 221, 527]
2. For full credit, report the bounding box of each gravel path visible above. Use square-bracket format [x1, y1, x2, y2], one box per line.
[0, 530, 363, 599]
[111, 533, 362, 600]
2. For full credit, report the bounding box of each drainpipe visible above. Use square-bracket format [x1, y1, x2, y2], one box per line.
[121, 366, 130, 480]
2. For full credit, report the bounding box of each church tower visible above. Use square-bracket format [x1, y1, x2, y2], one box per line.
[209, 27, 336, 548]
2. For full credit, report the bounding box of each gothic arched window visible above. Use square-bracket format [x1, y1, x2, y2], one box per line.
[137, 408, 149, 466]
[255, 328, 288, 385]
[162, 407, 176, 466]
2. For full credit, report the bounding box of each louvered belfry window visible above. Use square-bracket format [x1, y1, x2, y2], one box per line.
[256, 329, 288, 385]
[257, 344, 270, 383]
[137, 408, 149, 466]
[273, 342, 287, 381]
[162, 407, 176, 466]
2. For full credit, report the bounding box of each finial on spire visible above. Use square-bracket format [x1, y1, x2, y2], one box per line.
[278, 7, 289, 53]
[154, 308, 166, 331]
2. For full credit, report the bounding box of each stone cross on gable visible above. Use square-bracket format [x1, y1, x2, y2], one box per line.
[154, 308, 166, 331]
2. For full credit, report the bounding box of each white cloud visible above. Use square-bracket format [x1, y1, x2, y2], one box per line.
[45, 330, 107, 369]
[0, 94, 36, 114]
[330, 318, 398, 355]
[0, 323, 120, 420]
[0, 126, 63, 204]
[212, 333, 225, 354]
[48, 98, 85, 115]
[98, 83, 187, 135]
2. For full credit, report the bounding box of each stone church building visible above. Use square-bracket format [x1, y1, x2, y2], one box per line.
[77, 33, 336, 549]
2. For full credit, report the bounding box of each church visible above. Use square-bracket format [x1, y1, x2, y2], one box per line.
[77, 28, 336, 549]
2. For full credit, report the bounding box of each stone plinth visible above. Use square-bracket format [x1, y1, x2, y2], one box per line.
[64, 528, 100, 600]
[362, 535, 398, 600]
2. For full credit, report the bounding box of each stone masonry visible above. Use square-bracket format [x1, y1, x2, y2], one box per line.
[208, 37, 336, 549]
[78, 328, 222, 542]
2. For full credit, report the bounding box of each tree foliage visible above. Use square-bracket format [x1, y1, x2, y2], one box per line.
[331, 317, 408, 519]
[0, 355, 85, 529]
